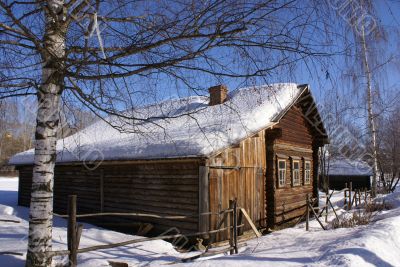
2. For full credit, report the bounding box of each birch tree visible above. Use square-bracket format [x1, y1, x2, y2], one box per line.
[0, 1, 341, 266]
[358, 5, 379, 196]
[324, 0, 396, 196]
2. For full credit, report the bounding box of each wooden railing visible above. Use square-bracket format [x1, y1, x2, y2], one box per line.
[50, 195, 261, 266]
[343, 182, 371, 210]
[304, 185, 372, 231]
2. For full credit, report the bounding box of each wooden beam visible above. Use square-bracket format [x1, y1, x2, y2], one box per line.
[68, 195, 78, 267]
[199, 166, 210, 238]
[232, 200, 238, 254]
[274, 143, 313, 153]
[239, 208, 261, 238]
[309, 202, 326, 230]
[50, 224, 244, 256]
[306, 194, 310, 231]
[100, 169, 104, 213]
[14, 157, 205, 167]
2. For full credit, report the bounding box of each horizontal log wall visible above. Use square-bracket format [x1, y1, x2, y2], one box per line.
[18, 167, 32, 206]
[278, 105, 313, 146]
[327, 175, 371, 190]
[17, 160, 201, 235]
[101, 162, 200, 233]
[269, 105, 316, 226]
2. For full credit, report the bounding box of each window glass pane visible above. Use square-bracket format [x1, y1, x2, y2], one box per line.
[305, 162, 310, 170]
[294, 162, 299, 169]
[278, 160, 286, 187]
[279, 161, 285, 169]
[304, 161, 311, 185]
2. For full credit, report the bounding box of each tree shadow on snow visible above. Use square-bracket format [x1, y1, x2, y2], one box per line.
[77, 245, 179, 266]
[334, 248, 394, 267]
[0, 190, 18, 207]
[203, 254, 316, 264]
[0, 254, 25, 267]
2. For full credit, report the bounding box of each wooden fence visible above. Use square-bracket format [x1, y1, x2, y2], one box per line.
[304, 184, 372, 231]
[343, 182, 371, 210]
[51, 195, 261, 266]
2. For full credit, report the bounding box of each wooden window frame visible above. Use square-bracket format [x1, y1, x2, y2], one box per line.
[292, 160, 301, 186]
[304, 161, 311, 185]
[277, 159, 286, 188]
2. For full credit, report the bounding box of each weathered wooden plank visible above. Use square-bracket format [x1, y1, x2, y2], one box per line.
[199, 166, 210, 235]
[240, 208, 261, 237]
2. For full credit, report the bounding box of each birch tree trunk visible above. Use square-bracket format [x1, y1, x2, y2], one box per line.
[360, 19, 379, 197]
[26, 1, 66, 266]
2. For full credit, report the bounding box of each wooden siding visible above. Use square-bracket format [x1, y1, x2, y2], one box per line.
[208, 130, 266, 240]
[278, 106, 313, 146]
[18, 160, 201, 234]
[18, 167, 32, 206]
[267, 105, 317, 227]
[327, 175, 371, 190]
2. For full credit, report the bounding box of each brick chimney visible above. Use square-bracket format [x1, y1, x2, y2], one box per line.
[208, 85, 228, 106]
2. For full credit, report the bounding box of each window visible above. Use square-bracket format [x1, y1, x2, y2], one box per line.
[292, 161, 300, 186]
[278, 160, 286, 187]
[304, 161, 311, 185]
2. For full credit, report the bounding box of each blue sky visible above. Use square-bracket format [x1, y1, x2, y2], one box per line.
[8, 1, 400, 135]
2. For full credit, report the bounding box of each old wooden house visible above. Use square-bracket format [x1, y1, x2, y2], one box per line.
[11, 83, 328, 240]
[325, 158, 372, 190]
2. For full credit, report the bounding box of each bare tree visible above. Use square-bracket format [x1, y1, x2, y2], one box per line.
[319, 0, 398, 196]
[377, 101, 400, 192]
[0, 98, 34, 167]
[358, 3, 379, 196]
[0, 1, 343, 266]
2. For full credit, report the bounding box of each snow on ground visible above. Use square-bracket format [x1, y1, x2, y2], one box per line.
[179, 189, 400, 267]
[1, 177, 400, 267]
[0, 177, 187, 267]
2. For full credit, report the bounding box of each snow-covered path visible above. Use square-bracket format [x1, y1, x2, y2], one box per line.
[1, 177, 400, 267]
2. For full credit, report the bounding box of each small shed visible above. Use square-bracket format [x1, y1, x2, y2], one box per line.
[10, 83, 328, 240]
[326, 158, 372, 190]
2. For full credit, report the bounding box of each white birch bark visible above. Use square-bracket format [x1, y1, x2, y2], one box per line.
[26, 1, 66, 266]
[360, 18, 379, 197]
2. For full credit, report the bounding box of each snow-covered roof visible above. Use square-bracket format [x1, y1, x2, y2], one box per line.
[328, 158, 373, 176]
[10, 83, 311, 165]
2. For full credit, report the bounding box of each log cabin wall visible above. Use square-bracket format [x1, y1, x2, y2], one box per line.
[208, 129, 266, 240]
[17, 160, 201, 235]
[18, 166, 33, 207]
[267, 105, 316, 227]
[326, 175, 371, 190]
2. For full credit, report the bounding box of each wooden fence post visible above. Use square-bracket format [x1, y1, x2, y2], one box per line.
[364, 188, 367, 205]
[229, 200, 234, 255]
[306, 194, 310, 231]
[100, 170, 104, 213]
[233, 199, 238, 254]
[325, 191, 328, 223]
[348, 182, 352, 210]
[354, 189, 360, 207]
[237, 208, 243, 236]
[344, 183, 348, 206]
[68, 195, 77, 267]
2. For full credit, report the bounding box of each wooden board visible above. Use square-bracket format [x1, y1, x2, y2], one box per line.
[17, 160, 201, 234]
